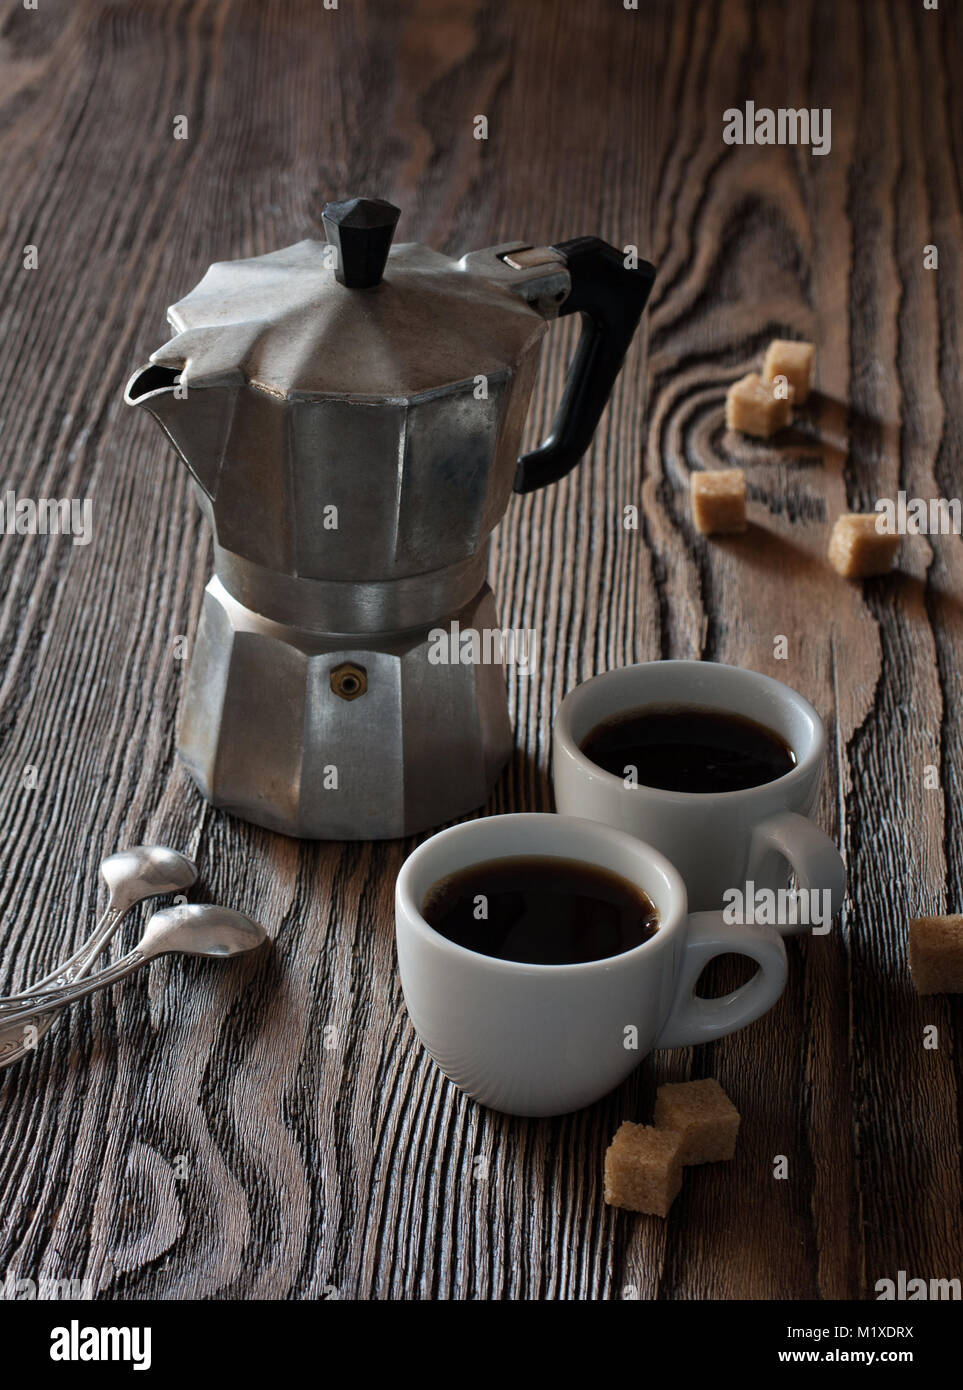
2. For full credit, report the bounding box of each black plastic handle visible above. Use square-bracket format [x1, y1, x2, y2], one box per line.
[513, 237, 656, 494]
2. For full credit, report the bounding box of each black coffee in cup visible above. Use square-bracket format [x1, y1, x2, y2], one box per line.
[579, 705, 796, 794]
[422, 857, 659, 965]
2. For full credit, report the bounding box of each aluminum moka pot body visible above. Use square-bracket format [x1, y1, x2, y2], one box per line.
[126, 198, 655, 839]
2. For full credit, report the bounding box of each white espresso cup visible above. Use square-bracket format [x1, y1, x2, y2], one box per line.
[395, 813, 787, 1117]
[553, 660, 846, 929]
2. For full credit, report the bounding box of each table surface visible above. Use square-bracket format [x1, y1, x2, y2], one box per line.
[0, 0, 961, 1301]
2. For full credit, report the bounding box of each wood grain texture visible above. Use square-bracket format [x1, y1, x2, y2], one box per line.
[0, 0, 961, 1300]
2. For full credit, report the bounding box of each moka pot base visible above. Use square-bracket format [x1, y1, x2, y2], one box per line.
[177, 574, 513, 841]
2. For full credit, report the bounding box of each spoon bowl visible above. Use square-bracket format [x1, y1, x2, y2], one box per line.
[101, 846, 198, 913]
[143, 903, 268, 959]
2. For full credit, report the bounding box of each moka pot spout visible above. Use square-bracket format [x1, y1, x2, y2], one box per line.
[124, 364, 231, 500]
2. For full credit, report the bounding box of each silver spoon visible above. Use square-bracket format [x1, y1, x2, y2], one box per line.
[0, 847, 197, 1065]
[0, 904, 267, 1036]
[0, 846, 198, 1006]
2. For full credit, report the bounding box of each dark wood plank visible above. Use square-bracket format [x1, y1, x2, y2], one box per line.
[0, 0, 960, 1300]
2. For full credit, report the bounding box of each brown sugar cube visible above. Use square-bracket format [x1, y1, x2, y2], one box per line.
[828, 513, 899, 578]
[654, 1079, 741, 1165]
[691, 469, 746, 535]
[763, 338, 815, 404]
[909, 916, 963, 994]
[725, 371, 794, 438]
[603, 1122, 684, 1216]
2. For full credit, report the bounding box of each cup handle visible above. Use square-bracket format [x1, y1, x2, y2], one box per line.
[652, 912, 788, 1050]
[745, 810, 847, 937]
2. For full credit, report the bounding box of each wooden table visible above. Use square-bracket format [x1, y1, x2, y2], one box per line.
[0, 0, 960, 1302]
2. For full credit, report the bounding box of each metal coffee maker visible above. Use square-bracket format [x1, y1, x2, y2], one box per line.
[126, 197, 655, 839]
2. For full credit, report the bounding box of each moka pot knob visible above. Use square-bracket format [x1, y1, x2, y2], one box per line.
[321, 196, 401, 289]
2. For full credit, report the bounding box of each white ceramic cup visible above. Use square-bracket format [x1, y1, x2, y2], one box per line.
[395, 812, 787, 1117]
[553, 660, 846, 930]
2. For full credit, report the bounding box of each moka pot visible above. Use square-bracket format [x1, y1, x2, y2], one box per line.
[126, 197, 655, 839]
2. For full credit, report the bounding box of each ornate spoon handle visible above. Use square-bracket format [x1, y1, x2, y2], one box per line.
[0, 907, 135, 1066]
[0, 906, 126, 1013]
[0, 950, 149, 1026]
[31, 905, 127, 988]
